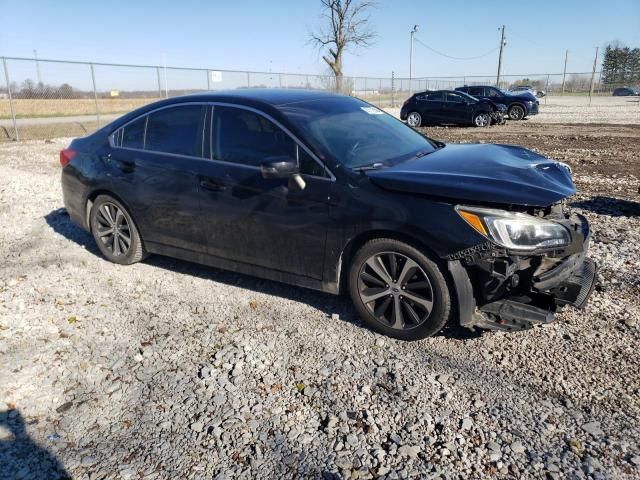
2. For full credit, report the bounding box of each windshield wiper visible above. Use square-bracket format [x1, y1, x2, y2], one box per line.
[353, 162, 386, 172]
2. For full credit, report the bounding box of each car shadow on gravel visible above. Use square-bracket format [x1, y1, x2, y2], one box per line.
[45, 208, 478, 341]
[571, 196, 640, 217]
[0, 409, 70, 479]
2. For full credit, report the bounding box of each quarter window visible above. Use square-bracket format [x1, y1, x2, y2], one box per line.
[145, 105, 203, 157]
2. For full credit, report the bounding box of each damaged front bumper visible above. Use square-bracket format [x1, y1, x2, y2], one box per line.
[449, 212, 597, 331]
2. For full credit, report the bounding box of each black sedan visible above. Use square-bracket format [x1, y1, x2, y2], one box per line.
[61, 89, 595, 340]
[400, 90, 506, 127]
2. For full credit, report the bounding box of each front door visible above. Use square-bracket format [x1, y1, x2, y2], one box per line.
[442, 92, 471, 124]
[198, 105, 332, 280]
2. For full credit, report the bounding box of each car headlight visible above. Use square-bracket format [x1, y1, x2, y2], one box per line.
[456, 206, 571, 251]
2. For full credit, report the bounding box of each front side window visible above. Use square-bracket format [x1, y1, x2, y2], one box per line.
[487, 88, 502, 97]
[145, 105, 203, 157]
[445, 93, 466, 103]
[212, 106, 325, 176]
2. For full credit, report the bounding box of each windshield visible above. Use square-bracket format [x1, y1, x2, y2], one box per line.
[279, 97, 437, 169]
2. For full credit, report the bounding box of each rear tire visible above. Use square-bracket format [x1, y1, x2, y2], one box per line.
[508, 104, 526, 120]
[348, 238, 452, 340]
[90, 195, 146, 265]
[406, 111, 422, 128]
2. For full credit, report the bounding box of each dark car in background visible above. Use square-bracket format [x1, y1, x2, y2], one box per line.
[60, 89, 595, 340]
[400, 90, 507, 127]
[612, 87, 639, 96]
[456, 85, 539, 120]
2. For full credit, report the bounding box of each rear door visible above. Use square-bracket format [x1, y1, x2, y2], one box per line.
[198, 105, 332, 279]
[420, 91, 444, 123]
[108, 104, 209, 252]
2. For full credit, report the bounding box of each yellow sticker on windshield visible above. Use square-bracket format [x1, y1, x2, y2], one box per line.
[360, 106, 384, 115]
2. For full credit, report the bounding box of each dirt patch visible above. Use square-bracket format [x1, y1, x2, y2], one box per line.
[420, 122, 640, 200]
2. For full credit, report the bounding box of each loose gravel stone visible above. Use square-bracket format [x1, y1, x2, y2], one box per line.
[0, 130, 639, 479]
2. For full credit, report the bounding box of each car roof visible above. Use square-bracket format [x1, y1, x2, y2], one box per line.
[180, 88, 341, 106]
[105, 88, 356, 133]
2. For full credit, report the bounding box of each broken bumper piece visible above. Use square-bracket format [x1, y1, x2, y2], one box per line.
[448, 213, 597, 332]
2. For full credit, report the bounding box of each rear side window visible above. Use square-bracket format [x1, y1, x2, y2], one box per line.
[120, 116, 146, 149]
[145, 105, 203, 157]
[425, 92, 442, 101]
[212, 106, 326, 176]
[467, 87, 484, 96]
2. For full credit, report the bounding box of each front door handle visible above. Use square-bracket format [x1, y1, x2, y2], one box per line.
[199, 177, 227, 192]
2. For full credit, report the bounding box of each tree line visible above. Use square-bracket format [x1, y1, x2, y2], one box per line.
[601, 43, 640, 85]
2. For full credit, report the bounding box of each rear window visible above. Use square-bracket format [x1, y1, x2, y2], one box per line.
[120, 116, 146, 149]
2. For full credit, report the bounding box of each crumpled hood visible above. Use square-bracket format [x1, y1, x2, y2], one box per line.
[367, 143, 576, 207]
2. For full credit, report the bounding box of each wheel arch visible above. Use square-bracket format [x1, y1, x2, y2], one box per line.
[85, 189, 143, 240]
[336, 229, 444, 294]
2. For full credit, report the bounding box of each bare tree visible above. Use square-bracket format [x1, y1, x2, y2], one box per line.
[310, 0, 376, 92]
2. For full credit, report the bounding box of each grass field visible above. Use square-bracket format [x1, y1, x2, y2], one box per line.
[0, 98, 160, 119]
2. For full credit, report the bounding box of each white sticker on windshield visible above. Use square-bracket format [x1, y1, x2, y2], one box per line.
[360, 106, 384, 115]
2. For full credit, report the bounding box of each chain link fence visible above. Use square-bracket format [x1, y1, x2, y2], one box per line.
[1, 56, 637, 141]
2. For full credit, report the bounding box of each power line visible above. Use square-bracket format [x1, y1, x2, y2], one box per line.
[413, 37, 499, 61]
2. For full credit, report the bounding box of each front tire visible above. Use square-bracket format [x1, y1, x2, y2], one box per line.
[90, 195, 146, 265]
[348, 238, 452, 340]
[406, 111, 422, 128]
[473, 112, 491, 127]
[508, 104, 526, 120]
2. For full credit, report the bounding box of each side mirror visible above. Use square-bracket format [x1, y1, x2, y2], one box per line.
[260, 156, 299, 179]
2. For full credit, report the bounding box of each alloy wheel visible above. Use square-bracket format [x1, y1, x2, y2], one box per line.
[358, 251, 434, 330]
[407, 112, 421, 127]
[474, 113, 490, 127]
[509, 106, 525, 120]
[95, 202, 131, 257]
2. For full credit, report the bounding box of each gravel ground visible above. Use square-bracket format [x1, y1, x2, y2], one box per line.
[1, 125, 639, 479]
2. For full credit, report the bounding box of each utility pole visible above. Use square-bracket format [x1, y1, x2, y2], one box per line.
[588, 46, 599, 106]
[33, 49, 42, 85]
[163, 53, 168, 98]
[496, 25, 506, 86]
[561, 50, 568, 96]
[409, 24, 419, 95]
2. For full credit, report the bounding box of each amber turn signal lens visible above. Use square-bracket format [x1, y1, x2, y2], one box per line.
[458, 210, 488, 236]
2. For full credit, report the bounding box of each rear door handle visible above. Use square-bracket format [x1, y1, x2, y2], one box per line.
[199, 176, 227, 192]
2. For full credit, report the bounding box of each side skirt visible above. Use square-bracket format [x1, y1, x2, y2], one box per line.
[145, 241, 339, 295]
